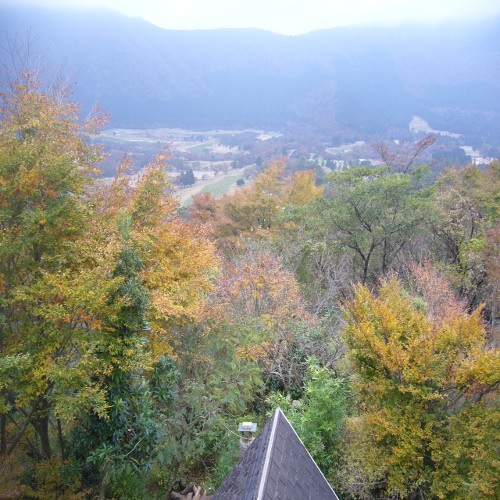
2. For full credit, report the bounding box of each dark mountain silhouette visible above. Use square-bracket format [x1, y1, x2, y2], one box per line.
[2, 5, 499, 142]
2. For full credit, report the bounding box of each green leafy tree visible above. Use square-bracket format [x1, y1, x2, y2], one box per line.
[318, 166, 433, 284]
[150, 320, 262, 494]
[268, 359, 346, 483]
[178, 169, 196, 186]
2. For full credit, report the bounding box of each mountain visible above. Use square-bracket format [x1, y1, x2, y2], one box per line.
[2, 5, 500, 143]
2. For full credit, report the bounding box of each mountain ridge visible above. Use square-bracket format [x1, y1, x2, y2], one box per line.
[2, 5, 499, 143]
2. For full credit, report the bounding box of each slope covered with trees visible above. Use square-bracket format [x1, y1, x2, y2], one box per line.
[0, 65, 498, 498]
[2, 4, 500, 144]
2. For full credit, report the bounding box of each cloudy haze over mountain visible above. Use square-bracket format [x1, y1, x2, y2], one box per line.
[2, 4, 500, 144]
[5, 0, 500, 34]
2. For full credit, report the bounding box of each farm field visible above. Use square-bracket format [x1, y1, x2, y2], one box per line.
[177, 168, 247, 206]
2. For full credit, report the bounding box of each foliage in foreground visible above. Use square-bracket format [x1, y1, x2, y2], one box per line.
[268, 359, 346, 485]
[342, 273, 499, 499]
[0, 66, 498, 498]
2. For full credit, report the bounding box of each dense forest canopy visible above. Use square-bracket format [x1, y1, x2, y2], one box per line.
[0, 51, 499, 499]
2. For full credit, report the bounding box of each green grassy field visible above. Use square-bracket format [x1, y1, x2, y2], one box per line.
[181, 174, 244, 206]
[201, 175, 242, 196]
[186, 143, 212, 153]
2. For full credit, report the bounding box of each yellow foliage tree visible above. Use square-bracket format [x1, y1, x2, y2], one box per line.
[342, 269, 499, 498]
[0, 71, 219, 475]
[0, 70, 112, 459]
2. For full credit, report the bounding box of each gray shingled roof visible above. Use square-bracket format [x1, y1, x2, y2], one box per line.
[213, 408, 339, 500]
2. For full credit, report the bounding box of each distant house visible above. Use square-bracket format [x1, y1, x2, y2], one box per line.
[213, 408, 339, 500]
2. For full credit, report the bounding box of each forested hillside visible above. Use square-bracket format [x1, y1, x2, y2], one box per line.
[2, 5, 500, 144]
[0, 64, 498, 498]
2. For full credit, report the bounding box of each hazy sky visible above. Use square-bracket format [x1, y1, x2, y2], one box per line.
[8, 0, 500, 35]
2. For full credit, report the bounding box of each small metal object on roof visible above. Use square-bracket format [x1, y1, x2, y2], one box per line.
[238, 422, 258, 433]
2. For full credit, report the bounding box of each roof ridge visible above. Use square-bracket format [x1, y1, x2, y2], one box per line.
[255, 407, 281, 500]
[213, 406, 339, 499]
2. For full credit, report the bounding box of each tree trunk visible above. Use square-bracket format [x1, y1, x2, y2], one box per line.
[37, 414, 51, 459]
[57, 418, 65, 461]
[34, 397, 52, 459]
[0, 414, 6, 455]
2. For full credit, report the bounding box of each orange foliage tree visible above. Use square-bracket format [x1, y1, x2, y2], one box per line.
[213, 245, 314, 393]
[91, 155, 219, 360]
[190, 159, 322, 251]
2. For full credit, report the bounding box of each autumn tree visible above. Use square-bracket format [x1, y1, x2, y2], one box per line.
[372, 134, 436, 173]
[0, 67, 220, 496]
[342, 269, 499, 498]
[189, 160, 322, 251]
[213, 244, 315, 395]
[66, 154, 219, 497]
[0, 68, 110, 461]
